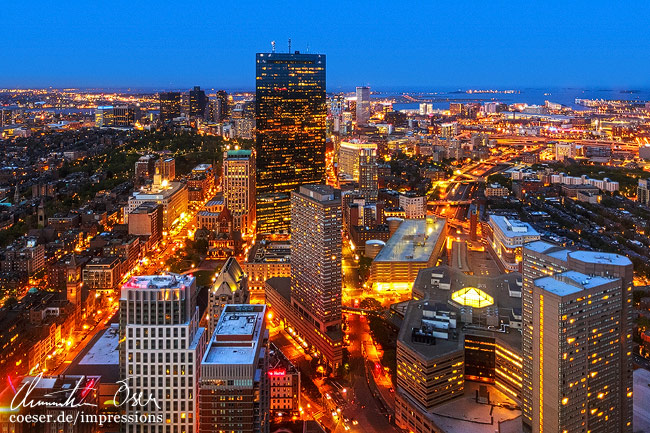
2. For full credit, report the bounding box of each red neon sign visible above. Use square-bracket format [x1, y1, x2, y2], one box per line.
[268, 369, 286, 377]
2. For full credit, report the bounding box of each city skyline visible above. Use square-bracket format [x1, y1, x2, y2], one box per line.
[2, 4, 650, 432]
[3, 1, 650, 89]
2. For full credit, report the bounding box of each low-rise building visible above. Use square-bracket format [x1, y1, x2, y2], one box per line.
[370, 217, 447, 292]
[486, 215, 540, 272]
[244, 240, 291, 297]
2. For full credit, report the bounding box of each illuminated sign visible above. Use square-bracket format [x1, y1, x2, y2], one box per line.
[268, 369, 286, 377]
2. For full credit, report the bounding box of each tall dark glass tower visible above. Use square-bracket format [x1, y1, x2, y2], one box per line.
[255, 52, 326, 234]
[159, 91, 181, 123]
[189, 86, 207, 119]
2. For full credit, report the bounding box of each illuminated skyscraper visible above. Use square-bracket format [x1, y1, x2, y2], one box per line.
[358, 148, 378, 202]
[356, 86, 370, 125]
[119, 273, 207, 433]
[290, 185, 342, 364]
[521, 241, 633, 433]
[255, 52, 326, 233]
[216, 89, 230, 121]
[189, 86, 207, 119]
[159, 92, 181, 123]
[222, 149, 256, 234]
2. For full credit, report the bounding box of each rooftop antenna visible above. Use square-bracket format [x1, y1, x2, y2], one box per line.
[306, 43, 310, 53]
[288, 38, 291, 53]
[271, 40, 276, 53]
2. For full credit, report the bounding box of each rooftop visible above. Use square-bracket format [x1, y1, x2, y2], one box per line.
[374, 217, 446, 263]
[489, 215, 540, 238]
[568, 250, 632, 266]
[535, 271, 618, 296]
[131, 181, 184, 200]
[203, 304, 266, 366]
[121, 273, 194, 295]
[246, 240, 291, 263]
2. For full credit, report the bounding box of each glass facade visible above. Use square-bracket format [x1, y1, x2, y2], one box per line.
[159, 92, 181, 123]
[255, 52, 326, 233]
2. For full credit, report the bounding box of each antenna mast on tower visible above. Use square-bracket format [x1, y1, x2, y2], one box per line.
[288, 38, 291, 53]
[271, 40, 276, 53]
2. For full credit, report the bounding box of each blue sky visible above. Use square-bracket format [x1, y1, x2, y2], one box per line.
[2, 0, 650, 90]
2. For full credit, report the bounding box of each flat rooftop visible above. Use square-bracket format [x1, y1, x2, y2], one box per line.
[65, 325, 120, 383]
[398, 299, 463, 360]
[79, 325, 119, 365]
[203, 305, 266, 366]
[398, 381, 522, 433]
[411, 266, 523, 351]
[131, 181, 184, 200]
[374, 218, 446, 263]
[568, 250, 631, 266]
[489, 215, 539, 238]
[121, 273, 195, 291]
[535, 271, 618, 297]
[204, 346, 256, 365]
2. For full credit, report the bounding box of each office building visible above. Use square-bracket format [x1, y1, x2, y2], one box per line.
[189, 86, 207, 119]
[521, 241, 633, 433]
[359, 147, 379, 202]
[395, 300, 465, 433]
[255, 52, 326, 233]
[82, 256, 122, 291]
[119, 273, 207, 433]
[155, 157, 176, 182]
[487, 215, 541, 272]
[244, 240, 291, 298]
[356, 86, 371, 125]
[206, 257, 250, 338]
[338, 139, 377, 181]
[127, 202, 163, 246]
[199, 304, 269, 433]
[135, 155, 157, 186]
[398, 192, 426, 219]
[638, 178, 650, 206]
[95, 106, 114, 127]
[370, 217, 446, 292]
[216, 90, 230, 121]
[187, 164, 215, 202]
[126, 179, 187, 230]
[113, 105, 140, 126]
[160, 92, 181, 123]
[265, 185, 343, 367]
[291, 185, 342, 340]
[223, 149, 256, 235]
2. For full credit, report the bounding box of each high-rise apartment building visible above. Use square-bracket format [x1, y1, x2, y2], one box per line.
[338, 140, 377, 181]
[255, 52, 326, 233]
[637, 178, 650, 206]
[355, 86, 371, 125]
[522, 241, 633, 433]
[359, 148, 378, 202]
[159, 92, 181, 123]
[290, 185, 342, 355]
[119, 273, 207, 433]
[189, 86, 207, 119]
[199, 304, 269, 433]
[223, 149, 256, 234]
